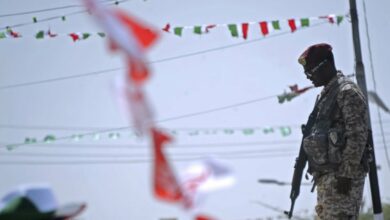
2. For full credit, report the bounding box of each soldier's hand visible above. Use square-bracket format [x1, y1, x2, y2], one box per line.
[335, 176, 352, 195]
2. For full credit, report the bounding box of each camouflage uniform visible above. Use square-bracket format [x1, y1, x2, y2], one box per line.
[304, 72, 368, 220]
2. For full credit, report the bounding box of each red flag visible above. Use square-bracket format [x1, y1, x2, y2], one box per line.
[289, 84, 313, 94]
[241, 23, 249, 40]
[205, 24, 216, 33]
[128, 59, 149, 84]
[7, 28, 21, 38]
[152, 128, 184, 203]
[195, 214, 216, 220]
[69, 33, 80, 42]
[47, 29, 57, 38]
[162, 23, 171, 32]
[320, 15, 335, 24]
[115, 10, 159, 49]
[259, 21, 269, 36]
[288, 19, 297, 32]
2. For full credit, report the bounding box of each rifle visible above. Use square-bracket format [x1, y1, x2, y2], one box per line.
[285, 105, 318, 219]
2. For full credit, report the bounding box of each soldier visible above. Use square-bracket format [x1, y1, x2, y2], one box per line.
[298, 43, 369, 220]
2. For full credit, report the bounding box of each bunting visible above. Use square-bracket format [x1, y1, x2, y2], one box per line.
[277, 84, 314, 104]
[0, 14, 345, 41]
[83, 0, 220, 218]
[20, 125, 295, 145]
[167, 14, 345, 39]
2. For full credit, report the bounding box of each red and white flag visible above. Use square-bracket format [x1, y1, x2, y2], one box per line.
[152, 128, 184, 203]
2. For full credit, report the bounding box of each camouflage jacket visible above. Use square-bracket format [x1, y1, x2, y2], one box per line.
[310, 72, 368, 178]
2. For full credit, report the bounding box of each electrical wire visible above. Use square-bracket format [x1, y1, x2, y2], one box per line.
[0, 0, 130, 30]
[0, 145, 388, 165]
[0, 0, 118, 18]
[0, 147, 297, 158]
[362, 0, 390, 171]
[0, 21, 330, 90]
[0, 152, 296, 165]
[0, 120, 389, 131]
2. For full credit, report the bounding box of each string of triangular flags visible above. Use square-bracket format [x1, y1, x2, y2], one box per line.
[0, 27, 107, 41]
[0, 14, 345, 41]
[20, 126, 293, 145]
[162, 14, 345, 39]
[277, 84, 314, 104]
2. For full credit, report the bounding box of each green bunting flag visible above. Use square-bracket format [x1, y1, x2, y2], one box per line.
[97, 32, 106, 37]
[24, 137, 37, 144]
[336, 15, 343, 25]
[263, 128, 274, 134]
[280, 126, 292, 137]
[300, 18, 310, 27]
[194, 26, 202, 34]
[61, 16, 66, 21]
[243, 128, 255, 135]
[272, 20, 280, 30]
[43, 135, 56, 143]
[33, 17, 38, 23]
[35, 30, 44, 39]
[174, 27, 183, 36]
[0, 32, 6, 39]
[228, 24, 238, 37]
[82, 33, 91, 39]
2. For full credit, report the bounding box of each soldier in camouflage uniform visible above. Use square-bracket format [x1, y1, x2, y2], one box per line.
[298, 43, 368, 220]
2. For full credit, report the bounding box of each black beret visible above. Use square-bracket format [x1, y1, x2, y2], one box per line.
[298, 43, 333, 67]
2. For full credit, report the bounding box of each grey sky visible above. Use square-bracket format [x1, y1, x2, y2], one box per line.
[0, 0, 389, 219]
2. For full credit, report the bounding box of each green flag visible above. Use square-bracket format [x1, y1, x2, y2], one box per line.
[174, 27, 183, 36]
[272, 20, 280, 30]
[97, 32, 106, 37]
[243, 128, 254, 135]
[280, 126, 292, 137]
[61, 16, 66, 21]
[337, 16, 344, 25]
[224, 129, 234, 134]
[0, 32, 6, 39]
[228, 24, 238, 37]
[300, 18, 310, 27]
[194, 26, 202, 34]
[82, 33, 91, 39]
[35, 30, 44, 39]
[263, 127, 274, 134]
[33, 17, 38, 23]
[43, 135, 56, 143]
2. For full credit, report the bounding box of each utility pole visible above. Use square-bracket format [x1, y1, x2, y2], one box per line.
[349, 0, 383, 219]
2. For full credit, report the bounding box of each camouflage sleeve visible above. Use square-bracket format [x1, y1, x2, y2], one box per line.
[336, 83, 368, 178]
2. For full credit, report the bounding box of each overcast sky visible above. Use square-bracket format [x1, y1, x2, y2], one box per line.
[0, 0, 390, 219]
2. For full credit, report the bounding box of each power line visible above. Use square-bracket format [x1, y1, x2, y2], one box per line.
[362, 0, 390, 171]
[0, 0, 117, 18]
[0, 147, 297, 158]
[0, 21, 330, 91]
[0, 120, 389, 131]
[1, 145, 388, 165]
[0, 0, 130, 30]
[0, 152, 296, 165]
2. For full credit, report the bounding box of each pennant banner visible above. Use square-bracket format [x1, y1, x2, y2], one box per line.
[166, 14, 345, 39]
[0, 14, 345, 41]
[277, 84, 314, 104]
[20, 125, 295, 146]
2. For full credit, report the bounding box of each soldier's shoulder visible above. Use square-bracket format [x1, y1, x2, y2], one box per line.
[337, 80, 366, 103]
[337, 78, 361, 93]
